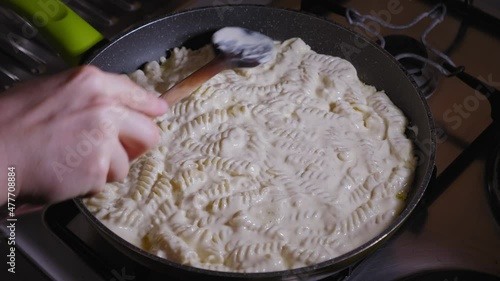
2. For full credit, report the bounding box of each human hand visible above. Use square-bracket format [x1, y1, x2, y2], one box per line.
[0, 66, 168, 205]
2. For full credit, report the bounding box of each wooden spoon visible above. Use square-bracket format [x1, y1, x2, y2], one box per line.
[159, 27, 275, 105]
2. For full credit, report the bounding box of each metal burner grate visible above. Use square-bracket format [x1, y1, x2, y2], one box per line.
[486, 134, 500, 225]
[0, 0, 186, 91]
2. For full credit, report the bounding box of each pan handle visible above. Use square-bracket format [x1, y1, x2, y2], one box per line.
[2, 0, 104, 65]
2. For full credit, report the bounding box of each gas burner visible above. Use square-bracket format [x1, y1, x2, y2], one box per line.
[312, 3, 455, 98]
[399, 269, 500, 281]
[486, 140, 500, 225]
[382, 35, 439, 98]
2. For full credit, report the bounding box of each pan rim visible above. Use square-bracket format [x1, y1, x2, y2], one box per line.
[79, 4, 436, 278]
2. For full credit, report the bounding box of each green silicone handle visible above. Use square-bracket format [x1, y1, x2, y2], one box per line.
[2, 0, 104, 65]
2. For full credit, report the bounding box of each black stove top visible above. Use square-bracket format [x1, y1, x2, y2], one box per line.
[400, 270, 500, 281]
[2, 1, 500, 280]
[487, 138, 500, 225]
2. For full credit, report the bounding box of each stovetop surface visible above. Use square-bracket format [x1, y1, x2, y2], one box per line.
[1, 0, 500, 280]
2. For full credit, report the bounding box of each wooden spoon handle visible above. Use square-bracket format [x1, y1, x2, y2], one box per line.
[159, 55, 228, 106]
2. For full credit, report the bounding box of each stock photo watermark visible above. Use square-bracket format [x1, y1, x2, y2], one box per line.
[6, 0, 66, 47]
[6, 166, 17, 274]
[50, 115, 119, 182]
[50, 83, 150, 182]
[110, 267, 135, 281]
[212, 0, 244, 21]
[443, 74, 500, 130]
[340, 0, 404, 60]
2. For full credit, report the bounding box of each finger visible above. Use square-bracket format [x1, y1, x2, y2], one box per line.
[88, 66, 168, 117]
[67, 66, 169, 117]
[98, 71, 169, 117]
[107, 140, 130, 182]
[116, 109, 161, 160]
[2, 68, 83, 114]
[81, 145, 111, 196]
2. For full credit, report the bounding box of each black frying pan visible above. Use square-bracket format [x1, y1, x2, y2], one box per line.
[8, 2, 435, 280]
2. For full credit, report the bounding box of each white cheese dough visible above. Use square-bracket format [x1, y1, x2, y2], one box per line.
[84, 38, 415, 273]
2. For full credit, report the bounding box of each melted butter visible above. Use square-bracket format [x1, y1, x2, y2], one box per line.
[84, 38, 416, 272]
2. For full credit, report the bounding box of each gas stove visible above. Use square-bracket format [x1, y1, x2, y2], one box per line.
[1, 1, 500, 280]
